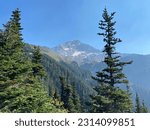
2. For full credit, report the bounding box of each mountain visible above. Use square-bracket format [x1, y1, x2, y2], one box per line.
[52, 41, 150, 110]
[52, 40, 104, 65]
[25, 41, 150, 110]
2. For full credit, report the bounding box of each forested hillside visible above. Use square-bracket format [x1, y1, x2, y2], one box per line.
[0, 8, 149, 113]
[24, 44, 95, 109]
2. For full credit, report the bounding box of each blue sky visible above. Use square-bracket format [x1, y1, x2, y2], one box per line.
[0, 0, 150, 54]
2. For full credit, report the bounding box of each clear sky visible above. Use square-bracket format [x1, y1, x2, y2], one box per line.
[0, 0, 150, 54]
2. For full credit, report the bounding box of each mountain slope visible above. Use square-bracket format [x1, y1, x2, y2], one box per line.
[52, 41, 150, 110]
[40, 46, 62, 61]
[24, 44, 95, 109]
[42, 54, 95, 101]
[25, 42, 150, 111]
[81, 54, 150, 110]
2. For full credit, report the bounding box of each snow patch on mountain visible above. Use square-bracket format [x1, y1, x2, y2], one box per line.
[63, 47, 70, 51]
[72, 51, 85, 57]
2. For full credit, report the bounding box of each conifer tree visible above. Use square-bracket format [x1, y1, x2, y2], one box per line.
[135, 93, 148, 113]
[135, 93, 141, 113]
[53, 88, 60, 100]
[60, 76, 81, 112]
[0, 9, 66, 113]
[141, 101, 148, 113]
[32, 46, 45, 78]
[72, 85, 82, 112]
[0, 8, 30, 87]
[60, 76, 73, 112]
[90, 8, 133, 113]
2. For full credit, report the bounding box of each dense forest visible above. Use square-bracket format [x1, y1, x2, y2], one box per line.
[0, 8, 148, 113]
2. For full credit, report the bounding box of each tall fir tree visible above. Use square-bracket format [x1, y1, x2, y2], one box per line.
[0, 9, 66, 113]
[32, 46, 46, 78]
[0, 8, 30, 87]
[72, 85, 82, 112]
[2, 9, 31, 89]
[90, 8, 133, 113]
[59, 76, 81, 112]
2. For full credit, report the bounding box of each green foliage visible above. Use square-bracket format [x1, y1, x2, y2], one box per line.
[32, 46, 46, 78]
[141, 101, 148, 113]
[0, 81, 66, 113]
[90, 8, 133, 113]
[72, 85, 82, 112]
[60, 76, 82, 112]
[0, 9, 66, 113]
[40, 53, 94, 105]
[90, 85, 132, 112]
[53, 88, 61, 100]
[135, 93, 141, 113]
[135, 93, 148, 113]
[0, 9, 29, 87]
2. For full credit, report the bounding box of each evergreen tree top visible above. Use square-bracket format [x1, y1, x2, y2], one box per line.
[5, 8, 23, 42]
[98, 8, 121, 53]
[96, 8, 132, 87]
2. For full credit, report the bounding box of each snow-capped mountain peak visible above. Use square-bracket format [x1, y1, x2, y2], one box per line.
[52, 40, 104, 65]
